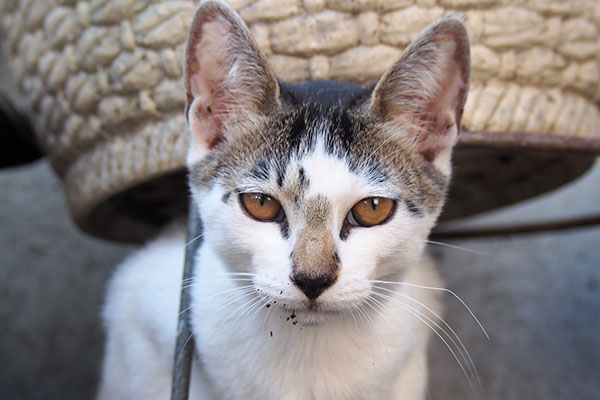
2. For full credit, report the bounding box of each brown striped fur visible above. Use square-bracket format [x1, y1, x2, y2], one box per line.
[185, 0, 469, 295]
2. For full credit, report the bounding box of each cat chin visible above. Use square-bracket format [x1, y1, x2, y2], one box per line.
[290, 307, 343, 326]
[276, 299, 353, 326]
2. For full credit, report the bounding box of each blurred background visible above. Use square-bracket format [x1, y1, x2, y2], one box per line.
[0, 158, 598, 400]
[1, 0, 599, 399]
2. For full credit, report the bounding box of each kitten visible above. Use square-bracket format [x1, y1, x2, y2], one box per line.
[98, 2, 470, 399]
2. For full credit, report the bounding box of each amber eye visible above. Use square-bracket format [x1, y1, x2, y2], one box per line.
[240, 193, 283, 221]
[349, 197, 395, 227]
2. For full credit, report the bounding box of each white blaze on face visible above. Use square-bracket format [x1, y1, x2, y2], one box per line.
[263, 136, 428, 314]
[197, 126, 437, 324]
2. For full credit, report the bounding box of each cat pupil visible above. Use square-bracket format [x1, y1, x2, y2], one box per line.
[370, 198, 379, 211]
[258, 194, 266, 207]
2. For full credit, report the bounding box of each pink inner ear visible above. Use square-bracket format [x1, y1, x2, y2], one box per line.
[188, 19, 232, 107]
[429, 40, 466, 124]
[417, 39, 466, 162]
[184, 3, 280, 156]
[186, 18, 234, 151]
[189, 97, 224, 150]
[418, 117, 455, 162]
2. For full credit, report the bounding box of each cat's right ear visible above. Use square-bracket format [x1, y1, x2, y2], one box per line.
[369, 16, 470, 174]
[184, 1, 280, 162]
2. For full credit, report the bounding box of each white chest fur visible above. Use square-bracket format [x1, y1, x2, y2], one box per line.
[189, 243, 441, 400]
[98, 225, 441, 400]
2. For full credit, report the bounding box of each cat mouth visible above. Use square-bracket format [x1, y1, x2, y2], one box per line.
[291, 308, 341, 325]
[279, 301, 344, 325]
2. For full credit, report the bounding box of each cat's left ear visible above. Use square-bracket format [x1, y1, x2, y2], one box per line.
[184, 1, 280, 163]
[370, 16, 470, 173]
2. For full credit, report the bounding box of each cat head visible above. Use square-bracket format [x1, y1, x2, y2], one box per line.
[184, 1, 469, 324]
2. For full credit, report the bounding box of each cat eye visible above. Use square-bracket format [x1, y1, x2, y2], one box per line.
[348, 197, 395, 227]
[240, 193, 283, 222]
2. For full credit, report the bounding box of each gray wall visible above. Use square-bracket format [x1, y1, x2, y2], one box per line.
[1, 159, 599, 399]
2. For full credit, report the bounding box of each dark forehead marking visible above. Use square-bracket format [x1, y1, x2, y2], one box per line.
[298, 167, 307, 187]
[190, 80, 451, 217]
[276, 168, 285, 188]
[274, 81, 371, 157]
[340, 220, 351, 241]
[279, 219, 289, 239]
[279, 83, 393, 183]
[280, 80, 370, 107]
[404, 199, 423, 217]
[251, 160, 270, 181]
[289, 110, 307, 150]
[192, 80, 373, 183]
[221, 191, 231, 203]
[325, 106, 361, 155]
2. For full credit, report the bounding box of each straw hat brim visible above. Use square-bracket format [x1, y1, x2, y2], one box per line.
[1, 0, 599, 242]
[72, 131, 598, 243]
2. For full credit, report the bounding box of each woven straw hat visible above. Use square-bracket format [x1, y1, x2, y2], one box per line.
[1, 0, 599, 242]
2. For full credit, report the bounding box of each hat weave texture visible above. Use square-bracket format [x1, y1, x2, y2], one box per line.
[1, 0, 599, 241]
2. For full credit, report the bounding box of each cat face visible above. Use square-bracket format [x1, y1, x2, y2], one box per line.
[184, 2, 469, 324]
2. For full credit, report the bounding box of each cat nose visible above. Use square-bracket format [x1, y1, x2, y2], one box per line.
[291, 272, 335, 300]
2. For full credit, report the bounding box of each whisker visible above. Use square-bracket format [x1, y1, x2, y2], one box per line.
[371, 290, 476, 393]
[223, 293, 262, 323]
[409, 302, 475, 392]
[262, 299, 273, 330]
[162, 271, 254, 301]
[354, 303, 370, 327]
[364, 295, 394, 328]
[370, 279, 489, 340]
[179, 285, 256, 317]
[183, 232, 204, 249]
[180, 278, 255, 288]
[248, 296, 271, 327]
[195, 272, 256, 276]
[190, 286, 257, 319]
[181, 332, 195, 353]
[194, 283, 255, 303]
[363, 135, 397, 166]
[255, 131, 288, 182]
[182, 272, 256, 282]
[373, 286, 481, 387]
[360, 302, 377, 329]
[237, 296, 268, 326]
[426, 240, 488, 256]
[360, 299, 394, 359]
[377, 147, 414, 165]
[349, 307, 359, 329]
[179, 280, 253, 293]
[365, 294, 413, 339]
[213, 287, 258, 315]
[372, 286, 480, 387]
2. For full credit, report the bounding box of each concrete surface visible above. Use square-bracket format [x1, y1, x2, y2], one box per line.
[428, 160, 600, 399]
[0, 159, 598, 400]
